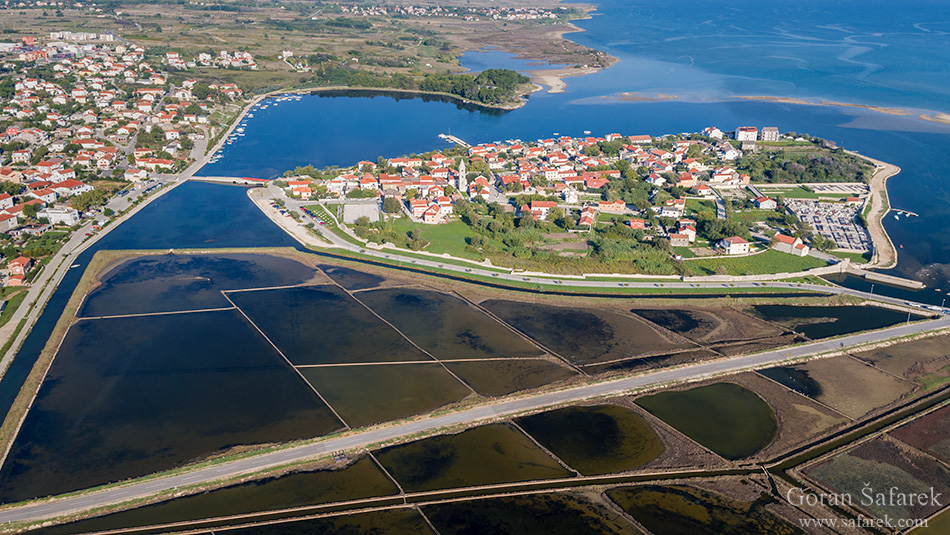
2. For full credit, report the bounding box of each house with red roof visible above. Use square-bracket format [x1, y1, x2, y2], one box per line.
[773, 233, 810, 257]
[0, 213, 17, 232]
[7, 256, 32, 276]
[598, 199, 627, 214]
[579, 206, 597, 227]
[422, 204, 443, 224]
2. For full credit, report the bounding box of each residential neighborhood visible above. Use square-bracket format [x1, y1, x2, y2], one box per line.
[0, 30, 248, 286]
[278, 126, 875, 275]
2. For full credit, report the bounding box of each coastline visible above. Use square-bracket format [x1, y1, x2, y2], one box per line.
[848, 151, 900, 270]
[520, 20, 620, 94]
[733, 95, 950, 122]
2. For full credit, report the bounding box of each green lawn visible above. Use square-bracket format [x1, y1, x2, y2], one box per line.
[309, 247, 819, 296]
[755, 186, 820, 199]
[731, 209, 785, 225]
[685, 199, 715, 213]
[0, 289, 27, 328]
[831, 250, 871, 263]
[388, 217, 484, 261]
[687, 249, 827, 276]
[673, 247, 697, 258]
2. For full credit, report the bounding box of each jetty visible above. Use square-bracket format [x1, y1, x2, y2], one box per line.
[439, 133, 470, 148]
[845, 264, 925, 290]
[890, 208, 919, 217]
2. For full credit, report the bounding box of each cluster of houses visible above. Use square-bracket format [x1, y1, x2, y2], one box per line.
[1, 32, 242, 180]
[338, 4, 562, 21]
[0, 31, 245, 283]
[165, 50, 258, 71]
[282, 127, 816, 259]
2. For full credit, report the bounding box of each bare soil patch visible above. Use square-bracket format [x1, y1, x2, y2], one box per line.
[778, 356, 917, 419]
[630, 306, 785, 344]
[851, 333, 950, 385]
[890, 404, 950, 464]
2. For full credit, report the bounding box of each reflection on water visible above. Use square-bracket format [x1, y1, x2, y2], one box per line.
[0, 310, 342, 503]
[32, 456, 398, 535]
[635, 383, 777, 460]
[751, 304, 912, 339]
[228, 285, 430, 365]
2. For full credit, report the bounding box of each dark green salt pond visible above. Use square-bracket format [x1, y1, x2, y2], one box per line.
[228, 285, 430, 365]
[634, 383, 777, 460]
[0, 310, 342, 503]
[515, 405, 664, 475]
[607, 485, 803, 535]
[424, 493, 640, 535]
[299, 363, 472, 427]
[751, 304, 912, 339]
[481, 300, 687, 365]
[375, 423, 572, 492]
[355, 288, 543, 360]
[30, 456, 398, 535]
[317, 263, 384, 290]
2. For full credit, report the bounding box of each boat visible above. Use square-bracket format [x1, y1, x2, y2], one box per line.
[894, 214, 899, 220]
[584, 130, 591, 135]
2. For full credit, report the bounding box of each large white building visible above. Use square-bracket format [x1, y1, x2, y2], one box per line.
[38, 206, 81, 226]
[735, 126, 758, 141]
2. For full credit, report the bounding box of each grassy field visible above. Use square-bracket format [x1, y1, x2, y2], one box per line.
[731, 209, 786, 226]
[0, 290, 28, 329]
[754, 186, 820, 199]
[673, 247, 697, 258]
[831, 250, 871, 263]
[388, 217, 483, 261]
[687, 249, 827, 276]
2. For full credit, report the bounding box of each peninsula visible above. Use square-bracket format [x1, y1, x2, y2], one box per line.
[272, 126, 907, 285]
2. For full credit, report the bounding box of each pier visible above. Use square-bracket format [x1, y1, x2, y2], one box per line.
[439, 133, 470, 148]
[890, 208, 919, 217]
[845, 264, 925, 290]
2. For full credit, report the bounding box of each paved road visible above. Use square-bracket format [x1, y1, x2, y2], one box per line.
[1, 311, 946, 525]
[270, 192, 938, 316]
[0, 181, 940, 525]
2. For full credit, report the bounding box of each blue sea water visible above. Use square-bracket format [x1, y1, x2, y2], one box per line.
[198, 0, 950, 287]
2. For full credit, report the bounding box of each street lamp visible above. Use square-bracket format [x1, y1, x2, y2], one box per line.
[869, 283, 874, 296]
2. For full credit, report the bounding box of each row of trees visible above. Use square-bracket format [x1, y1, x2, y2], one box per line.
[310, 67, 530, 106]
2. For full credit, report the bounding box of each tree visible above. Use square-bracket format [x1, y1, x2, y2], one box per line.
[383, 197, 402, 214]
[404, 188, 418, 200]
[23, 203, 41, 219]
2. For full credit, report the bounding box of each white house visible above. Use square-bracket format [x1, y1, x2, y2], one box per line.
[735, 127, 758, 141]
[753, 196, 777, 210]
[718, 236, 750, 255]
